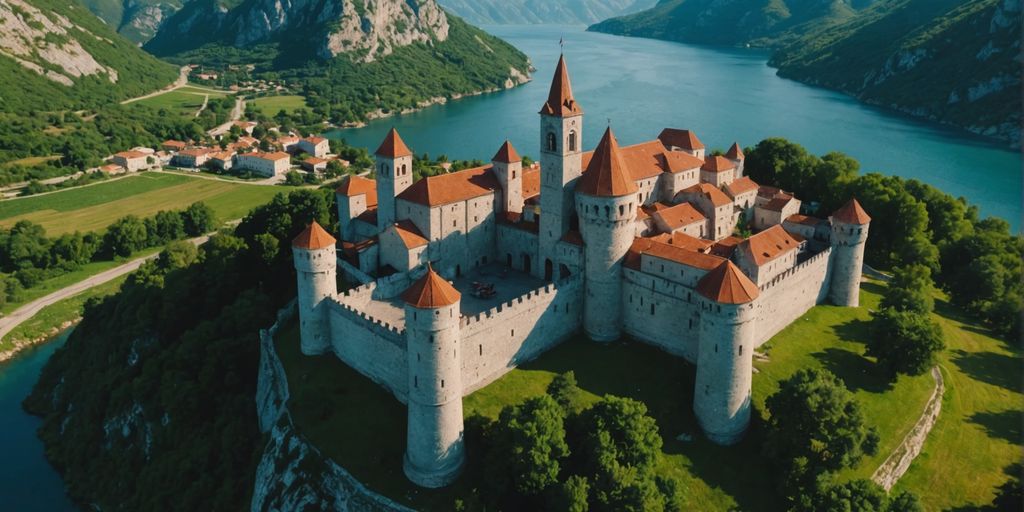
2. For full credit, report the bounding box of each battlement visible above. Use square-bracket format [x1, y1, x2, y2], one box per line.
[460, 276, 581, 328]
[758, 248, 832, 293]
[327, 297, 406, 347]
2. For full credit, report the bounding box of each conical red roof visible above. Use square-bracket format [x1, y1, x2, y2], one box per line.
[492, 140, 521, 163]
[292, 220, 336, 250]
[539, 55, 583, 117]
[402, 264, 461, 308]
[577, 127, 638, 197]
[375, 128, 413, 159]
[726, 142, 744, 159]
[832, 198, 871, 225]
[696, 260, 759, 304]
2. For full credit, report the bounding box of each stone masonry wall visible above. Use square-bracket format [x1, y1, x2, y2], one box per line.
[326, 297, 409, 403]
[460, 277, 583, 395]
[622, 268, 703, 362]
[752, 248, 832, 346]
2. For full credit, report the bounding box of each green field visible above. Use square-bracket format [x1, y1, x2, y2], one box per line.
[0, 276, 128, 351]
[249, 95, 308, 115]
[134, 85, 231, 116]
[0, 172, 290, 235]
[277, 281, 1021, 511]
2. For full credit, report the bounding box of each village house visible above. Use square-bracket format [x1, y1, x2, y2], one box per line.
[235, 152, 290, 177]
[297, 136, 330, 158]
[112, 150, 149, 172]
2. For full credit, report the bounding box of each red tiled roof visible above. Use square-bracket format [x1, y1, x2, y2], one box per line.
[305, 157, 327, 165]
[492, 140, 521, 163]
[832, 198, 871, 225]
[653, 202, 705, 230]
[540, 55, 583, 117]
[178, 148, 214, 157]
[659, 150, 704, 173]
[402, 264, 460, 308]
[662, 232, 714, 253]
[723, 177, 759, 198]
[336, 175, 378, 208]
[710, 236, 742, 258]
[375, 128, 413, 159]
[245, 151, 289, 162]
[398, 165, 498, 207]
[697, 260, 759, 304]
[292, 220, 336, 250]
[739, 225, 799, 266]
[785, 214, 826, 226]
[522, 166, 541, 199]
[627, 236, 725, 272]
[304, 136, 327, 144]
[658, 128, 704, 151]
[115, 150, 148, 159]
[635, 206, 650, 220]
[762, 196, 796, 212]
[679, 183, 732, 208]
[726, 142, 744, 160]
[758, 185, 791, 200]
[354, 208, 378, 225]
[701, 155, 735, 172]
[392, 220, 428, 249]
[576, 127, 638, 197]
[162, 140, 187, 149]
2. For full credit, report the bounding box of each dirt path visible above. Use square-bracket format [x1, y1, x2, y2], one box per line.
[0, 234, 210, 363]
[871, 366, 945, 491]
[121, 66, 190, 105]
[194, 94, 210, 118]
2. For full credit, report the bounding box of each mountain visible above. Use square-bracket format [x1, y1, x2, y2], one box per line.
[590, 0, 1020, 146]
[588, 0, 873, 47]
[770, 0, 1021, 145]
[0, 0, 179, 112]
[142, 0, 532, 124]
[79, 0, 191, 44]
[436, 0, 659, 25]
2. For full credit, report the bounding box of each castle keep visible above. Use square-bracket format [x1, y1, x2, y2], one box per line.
[291, 55, 871, 488]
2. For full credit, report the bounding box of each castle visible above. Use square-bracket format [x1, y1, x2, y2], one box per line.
[291, 55, 871, 488]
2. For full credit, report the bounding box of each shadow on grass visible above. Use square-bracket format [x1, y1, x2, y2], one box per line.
[951, 349, 1022, 394]
[813, 346, 893, 394]
[861, 280, 887, 298]
[968, 409, 1023, 444]
[946, 462, 1023, 512]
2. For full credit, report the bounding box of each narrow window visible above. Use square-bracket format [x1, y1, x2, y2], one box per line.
[650, 304, 655, 315]
[714, 344, 718, 353]
[511, 329, 515, 337]
[546, 132, 557, 152]
[414, 376, 418, 388]
[569, 131, 577, 151]
[441, 380, 445, 388]
[417, 353, 421, 362]
[688, 318, 693, 329]
[479, 344, 483, 355]
[512, 170, 517, 179]
[738, 345, 743, 356]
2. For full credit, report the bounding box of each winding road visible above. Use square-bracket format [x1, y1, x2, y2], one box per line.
[121, 66, 191, 105]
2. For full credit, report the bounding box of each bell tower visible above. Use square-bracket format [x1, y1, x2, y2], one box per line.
[538, 54, 583, 279]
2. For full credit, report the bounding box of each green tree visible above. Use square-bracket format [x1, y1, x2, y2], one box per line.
[181, 202, 216, 236]
[547, 371, 584, 414]
[549, 475, 590, 512]
[763, 368, 879, 496]
[800, 479, 887, 512]
[486, 394, 569, 497]
[104, 215, 149, 258]
[868, 308, 945, 378]
[150, 210, 186, 245]
[158, 240, 199, 270]
[880, 264, 935, 314]
[284, 170, 304, 186]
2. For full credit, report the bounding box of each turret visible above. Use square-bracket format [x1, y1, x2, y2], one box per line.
[292, 220, 337, 355]
[492, 141, 524, 214]
[575, 127, 638, 342]
[402, 265, 465, 488]
[693, 260, 759, 445]
[539, 54, 584, 278]
[725, 142, 744, 178]
[829, 198, 871, 307]
[375, 128, 414, 231]
[335, 175, 377, 241]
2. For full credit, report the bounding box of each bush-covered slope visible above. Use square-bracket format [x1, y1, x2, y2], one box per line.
[0, 0, 179, 113]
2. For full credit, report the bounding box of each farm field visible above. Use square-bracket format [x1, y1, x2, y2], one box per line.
[279, 280, 1020, 511]
[133, 84, 233, 116]
[0, 172, 289, 235]
[249, 95, 308, 115]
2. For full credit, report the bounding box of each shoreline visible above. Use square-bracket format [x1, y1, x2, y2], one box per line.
[0, 319, 78, 364]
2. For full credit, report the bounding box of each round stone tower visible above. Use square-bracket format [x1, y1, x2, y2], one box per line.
[829, 198, 871, 307]
[292, 220, 337, 356]
[575, 127, 638, 342]
[693, 260, 759, 445]
[401, 265, 465, 488]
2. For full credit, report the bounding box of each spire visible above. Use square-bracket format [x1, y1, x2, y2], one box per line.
[832, 198, 871, 225]
[375, 127, 413, 159]
[696, 260, 759, 304]
[577, 127, 638, 197]
[402, 264, 461, 308]
[292, 220, 336, 250]
[726, 142, 744, 160]
[539, 55, 583, 117]
[492, 140, 521, 163]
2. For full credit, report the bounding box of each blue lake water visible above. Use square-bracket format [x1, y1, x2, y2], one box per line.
[0, 331, 77, 511]
[329, 24, 1021, 228]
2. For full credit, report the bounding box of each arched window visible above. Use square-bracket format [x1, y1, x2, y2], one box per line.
[546, 132, 557, 152]
[568, 131, 577, 151]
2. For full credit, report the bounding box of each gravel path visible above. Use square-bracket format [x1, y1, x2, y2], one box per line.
[121, 66, 190, 104]
[871, 366, 945, 491]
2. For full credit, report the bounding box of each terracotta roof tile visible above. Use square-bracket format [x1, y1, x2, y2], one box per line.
[738, 225, 799, 266]
[701, 155, 735, 172]
[402, 264, 460, 308]
[662, 232, 714, 253]
[540, 55, 583, 117]
[710, 236, 742, 258]
[392, 220, 428, 249]
[678, 183, 732, 208]
[660, 150, 704, 173]
[336, 175, 378, 208]
[292, 220, 336, 250]
[726, 142, 744, 160]
[492, 140, 521, 163]
[246, 151, 290, 162]
[696, 260, 759, 304]
[522, 166, 541, 199]
[399, 166, 498, 207]
[762, 196, 796, 212]
[785, 214, 826, 226]
[576, 127, 638, 197]
[115, 150, 148, 159]
[723, 176, 759, 198]
[304, 136, 327, 144]
[628, 236, 724, 271]
[653, 202, 705, 230]
[831, 198, 871, 225]
[658, 128, 704, 151]
[375, 128, 413, 159]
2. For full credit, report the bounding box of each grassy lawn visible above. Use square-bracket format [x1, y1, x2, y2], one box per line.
[276, 280, 1020, 511]
[134, 90, 211, 116]
[1, 155, 61, 168]
[0, 276, 127, 351]
[0, 172, 290, 235]
[249, 95, 308, 115]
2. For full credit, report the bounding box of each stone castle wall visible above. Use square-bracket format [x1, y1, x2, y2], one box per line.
[752, 248, 833, 345]
[460, 276, 583, 395]
[326, 294, 409, 403]
[622, 268, 703, 361]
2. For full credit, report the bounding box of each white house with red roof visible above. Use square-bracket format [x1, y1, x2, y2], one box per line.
[297, 136, 330, 158]
[112, 150, 149, 172]
[235, 152, 290, 177]
[291, 54, 872, 489]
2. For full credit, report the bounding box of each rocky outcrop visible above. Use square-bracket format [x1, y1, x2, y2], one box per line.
[252, 301, 412, 512]
[0, 0, 119, 86]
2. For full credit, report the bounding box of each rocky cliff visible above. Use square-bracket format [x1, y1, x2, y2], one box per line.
[437, 0, 658, 25]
